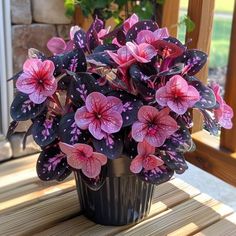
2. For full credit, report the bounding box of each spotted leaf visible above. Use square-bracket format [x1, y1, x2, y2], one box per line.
[58, 112, 89, 145]
[10, 93, 46, 121]
[164, 37, 186, 50]
[36, 144, 71, 181]
[126, 20, 159, 41]
[137, 164, 174, 185]
[117, 30, 126, 45]
[74, 28, 87, 50]
[186, 76, 216, 109]
[93, 44, 119, 53]
[32, 115, 60, 147]
[109, 91, 143, 127]
[92, 133, 123, 160]
[87, 51, 116, 67]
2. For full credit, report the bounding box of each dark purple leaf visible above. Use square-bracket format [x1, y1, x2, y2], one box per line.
[74, 28, 87, 50]
[22, 124, 33, 149]
[62, 48, 87, 73]
[92, 133, 123, 160]
[200, 109, 220, 135]
[10, 93, 46, 121]
[137, 165, 174, 185]
[164, 37, 187, 51]
[123, 134, 138, 159]
[87, 51, 116, 67]
[158, 63, 184, 76]
[117, 30, 126, 45]
[177, 49, 207, 75]
[159, 150, 188, 174]
[7, 70, 22, 81]
[79, 165, 107, 191]
[68, 72, 110, 105]
[176, 112, 193, 129]
[36, 144, 71, 181]
[49, 55, 63, 76]
[108, 91, 143, 127]
[6, 121, 19, 139]
[58, 75, 73, 90]
[186, 76, 216, 109]
[58, 112, 89, 145]
[126, 20, 158, 41]
[31, 115, 60, 147]
[93, 44, 119, 53]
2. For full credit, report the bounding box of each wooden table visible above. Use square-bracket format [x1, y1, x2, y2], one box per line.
[1, 155, 236, 236]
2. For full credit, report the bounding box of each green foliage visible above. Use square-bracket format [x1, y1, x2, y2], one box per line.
[64, 0, 75, 17]
[179, 15, 195, 33]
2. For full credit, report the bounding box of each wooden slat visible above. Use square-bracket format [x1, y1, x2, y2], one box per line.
[195, 213, 236, 236]
[220, 2, 236, 152]
[185, 0, 215, 132]
[0, 190, 79, 236]
[156, 0, 180, 37]
[115, 194, 233, 236]
[36, 178, 200, 236]
[186, 130, 236, 187]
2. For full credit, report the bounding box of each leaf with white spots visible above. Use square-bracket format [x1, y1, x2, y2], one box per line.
[92, 132, 123, 160]
[108, 91, 143, 127]
[79, 165, 107, 191]
[32, 115, 60, 147]
[164, 37, 187, 50]
[10, 93, 46, 121]
[177, 49, 207, 75]
[126, 20, 159, 41]
[137, 164, 174, 185]
[187, 76, 216, 109]
[36, 144, 71, 181]
[58, 112, 89, 145]
[93, 44, 119, 53]
[123, 133, 138, 159]
[74, 28, 87, 50]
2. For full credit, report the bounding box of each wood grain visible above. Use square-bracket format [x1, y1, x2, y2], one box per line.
[186, 130, 236, 187]
[195, 213, 236, 236]
[36, 178, 200, 236]
[115, 194, 233, 236]
[186, 0, 215, 132]
[220, 2, 236, 152]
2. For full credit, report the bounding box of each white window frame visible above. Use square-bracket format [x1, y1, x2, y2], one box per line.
[0, 0, 13, 136]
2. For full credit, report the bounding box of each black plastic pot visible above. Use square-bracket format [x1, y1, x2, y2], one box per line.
[74, 155, 154, 226]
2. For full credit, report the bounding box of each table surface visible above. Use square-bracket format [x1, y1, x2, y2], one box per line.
[1, 155, 236, 236]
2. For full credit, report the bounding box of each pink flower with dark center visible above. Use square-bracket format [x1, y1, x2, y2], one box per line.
[132, 106, 178, 147]
[126, 42, 157, 63]
[16, 59, 57, 104]
[123, 13, 139, 33]
[211, 83, 233, 129]
[156, 75, 200, 115]
[136, 28, 169, 44]
[59, 142, 107, 178]
[130, 141, 164, 173]
[75, 92, 123, 140]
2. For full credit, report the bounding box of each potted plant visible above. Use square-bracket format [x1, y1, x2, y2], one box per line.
[8, 14, 233, 226]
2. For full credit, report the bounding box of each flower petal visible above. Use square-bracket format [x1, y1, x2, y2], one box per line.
[130, 155, 143, 173]
[29, 90, 47, 104]
[137, 105, 159, 123]
[131, 121, 147, 142]
[16, 73, 36, 94]
[92, 152, 107, 165]
[153, 27, 169, 39]
[73, 143, 93, 157]
[107, 51, 121, 65]
[105, 96, 123, 113]
[82, 158, 102, 178]
[100, 112, 123, 134]
[75, 106, 94, 130]
[123, 13, 139, 32]
[155, 87, 169, 106]
[145, 131, 167, 147]
[185, 85, 200, 107]
[41, 78, 57, 96]
[142, 154, 164, 171]
[166, 75, 188, 94]
[42, 60, 55, 76]
[85, 92, 107, 113]
[59, 142, 76, 157]
[47, 37, 67, 55]
[23, 59, 41, 73]
[89, 121, 105, 140]
[137, 141, 155, 156]
[136, 30, 156, 44]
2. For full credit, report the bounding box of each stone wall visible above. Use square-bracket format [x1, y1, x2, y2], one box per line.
[11, 0, 73, 73]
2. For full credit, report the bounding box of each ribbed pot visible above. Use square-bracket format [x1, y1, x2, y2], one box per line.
[74, 155, 154, 226]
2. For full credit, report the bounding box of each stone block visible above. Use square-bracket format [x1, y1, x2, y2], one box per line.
[32, 0, 72, 24]
[12, 24, 57, 73]
[56, 24, 72, 40]
[11, 0, 32, 24]
[0, 140, 12, 162]
[9, 132, 40, 158]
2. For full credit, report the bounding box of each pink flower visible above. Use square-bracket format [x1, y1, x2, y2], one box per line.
[156, 75, 200, 115]
[16, 59, 57, 104]
[97, 26, 111, 42]
[59, 142, 107, 178]
[136, 28, 169, 44]
[211, 83, 233, 129]
[126, 42, 157, 63]
[107, 45, 136, 73]
[130, 141, 164, 173]
[123, 13, 139, 33]
[75, 92, 123, 140]
[132, 106, 178, 147]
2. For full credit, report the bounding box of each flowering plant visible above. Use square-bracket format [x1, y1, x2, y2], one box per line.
[8, 14, 233, 187]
